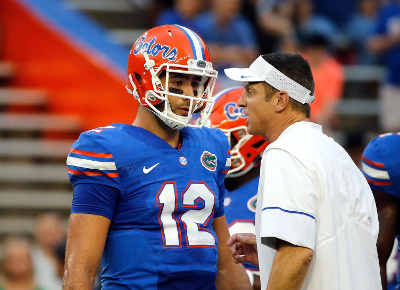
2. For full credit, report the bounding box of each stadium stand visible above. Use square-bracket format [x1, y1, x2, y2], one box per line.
[0, 58, 79, 258]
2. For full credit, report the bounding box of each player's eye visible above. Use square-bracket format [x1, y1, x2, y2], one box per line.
[171, 80, 183, 86]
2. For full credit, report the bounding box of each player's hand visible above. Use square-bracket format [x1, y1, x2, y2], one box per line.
[227, 233, 259, 266]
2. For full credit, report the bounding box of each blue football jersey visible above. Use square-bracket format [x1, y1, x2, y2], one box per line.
[361, 132, 400, 197]
[361, 132, 400, 289]
[224, 177, 259, 272]
[66, 124, 230, 289]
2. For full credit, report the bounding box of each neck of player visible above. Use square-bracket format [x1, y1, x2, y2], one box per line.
[133, 105, 181, 148]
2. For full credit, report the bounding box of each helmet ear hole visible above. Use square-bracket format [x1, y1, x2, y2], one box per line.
[135, 73, 143, 85]
[252, 140, 267, 149]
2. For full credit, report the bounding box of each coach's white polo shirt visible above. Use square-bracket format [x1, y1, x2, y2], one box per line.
[256, 121, 381, 289]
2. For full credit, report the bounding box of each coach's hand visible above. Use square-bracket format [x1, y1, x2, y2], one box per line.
[227, 233, 259, 266]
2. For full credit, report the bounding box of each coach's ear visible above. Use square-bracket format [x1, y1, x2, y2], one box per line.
[274, 90, 290, 112]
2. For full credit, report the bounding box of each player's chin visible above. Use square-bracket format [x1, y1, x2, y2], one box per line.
[246, 122, 254, 135]
[247, 125, 260, 137]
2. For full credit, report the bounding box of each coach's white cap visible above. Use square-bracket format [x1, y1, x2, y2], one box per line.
[224, 56, 315, 104]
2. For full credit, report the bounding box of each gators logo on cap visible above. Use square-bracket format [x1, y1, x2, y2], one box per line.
[201, 151, 217, 172]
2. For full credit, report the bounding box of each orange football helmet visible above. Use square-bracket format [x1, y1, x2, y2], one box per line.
[126, 25, 218, 129]
[209, 87, 269, 177]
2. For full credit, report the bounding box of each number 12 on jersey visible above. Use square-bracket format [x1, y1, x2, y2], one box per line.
[157, 181, 217, 248]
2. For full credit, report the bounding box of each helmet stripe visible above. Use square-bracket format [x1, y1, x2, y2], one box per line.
[213, 86, 243, 102]
[190, 30, 206, 60]
[174, 25, 204, 60]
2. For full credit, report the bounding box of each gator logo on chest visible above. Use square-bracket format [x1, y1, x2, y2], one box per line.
[201, 151, 217, 172]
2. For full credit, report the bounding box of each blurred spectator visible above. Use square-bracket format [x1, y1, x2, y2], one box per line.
[368, 0, 400, 132]
[301, 34, 345, 135]
[293, 0, 339, 48]
[255, 0, 296, 53]
[313, 0, 357, 28]
[53, 241, 66, 283]
[0, 236, 45, 290]
[155, 0, 208, 32]
[195, 0, 259, 89]
[345, 0, 382, 64]
[240, 0, 262, 43]
[31, 212, 65, 290]
[145, 0, 173, 28]
[53, 240, 101, 290]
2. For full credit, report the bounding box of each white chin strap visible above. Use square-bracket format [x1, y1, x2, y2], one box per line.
[143, 93, 190, 130]
[250, 56, 315, 104]
[164, 102, 191, 130]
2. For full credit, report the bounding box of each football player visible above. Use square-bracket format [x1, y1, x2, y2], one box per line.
[361, 132, 400, 290]
[209, 87, 269, 289]
[63, 25, 250, 289]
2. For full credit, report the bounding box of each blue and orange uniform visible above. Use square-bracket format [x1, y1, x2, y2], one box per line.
[67, 123, 230, 289]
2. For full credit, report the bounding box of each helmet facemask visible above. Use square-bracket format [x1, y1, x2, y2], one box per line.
[129, 52, 218, 130]
[222, 125, 254, 177]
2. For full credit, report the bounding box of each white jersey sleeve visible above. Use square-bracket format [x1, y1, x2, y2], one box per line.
[258, 148, 317, 251]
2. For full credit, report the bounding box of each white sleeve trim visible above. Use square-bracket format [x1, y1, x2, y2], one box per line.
[66, 156, 117, 170]
[361, 162, 390, 180]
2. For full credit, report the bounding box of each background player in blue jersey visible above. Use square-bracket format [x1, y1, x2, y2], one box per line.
[362, 132, 400, 290]
[208, 87, 269, 289]
[63, 25, 250, 289]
